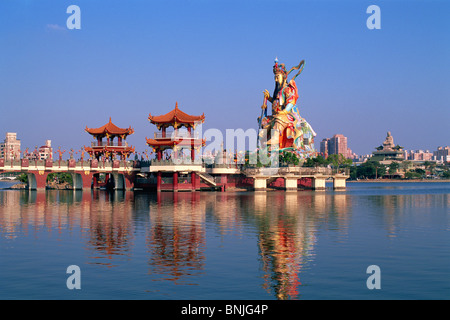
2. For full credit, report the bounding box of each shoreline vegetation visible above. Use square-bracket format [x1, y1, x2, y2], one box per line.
[348, 179, 450, 183]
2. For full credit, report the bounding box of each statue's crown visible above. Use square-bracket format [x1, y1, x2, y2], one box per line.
[273, 58, 287, 76]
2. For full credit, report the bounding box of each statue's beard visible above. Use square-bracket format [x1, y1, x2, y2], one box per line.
[273, 80, 283, 101]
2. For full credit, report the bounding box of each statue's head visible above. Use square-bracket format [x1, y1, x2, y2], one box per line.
[273, 58, 287, 86]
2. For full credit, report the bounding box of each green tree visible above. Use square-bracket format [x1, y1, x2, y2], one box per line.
[388, 161, 400, 177]
[47, 172, 73, 184]
[355, 161, 386, 179]
[280, 151, 300, 166]
[303, 155, 327, 168]
[349, 165, 358, 180]
[405, 170, 421, 179]
[326, 154, 353, 168]
[18, 173, 28, 183]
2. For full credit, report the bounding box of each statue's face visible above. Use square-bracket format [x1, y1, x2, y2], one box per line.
[275, 73, 284, 86]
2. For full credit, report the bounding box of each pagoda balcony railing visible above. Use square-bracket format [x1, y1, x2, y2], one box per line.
[91, 141, 129, 147]
[153, 131, 200, 139]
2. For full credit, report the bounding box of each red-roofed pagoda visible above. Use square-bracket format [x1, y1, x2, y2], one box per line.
[146, 102, 206, 192]
[146, 102, 205, 161]
[85, 117, 135, 160]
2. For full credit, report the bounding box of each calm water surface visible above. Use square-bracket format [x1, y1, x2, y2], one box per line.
[0, 181, 449, 300]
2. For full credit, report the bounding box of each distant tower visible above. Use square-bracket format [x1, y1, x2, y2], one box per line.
[329, 134, 348, 156]
[320, 138, 329, 157]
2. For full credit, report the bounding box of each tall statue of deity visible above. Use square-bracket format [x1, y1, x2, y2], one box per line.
[258, 58, 317, 159]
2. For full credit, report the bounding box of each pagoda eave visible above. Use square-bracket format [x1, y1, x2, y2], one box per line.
[148, 102, 205, 129]
[85, 118, 135, 137]
[146, 138, 206, 149]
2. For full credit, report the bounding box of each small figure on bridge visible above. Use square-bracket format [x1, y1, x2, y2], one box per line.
[55, 147, 66, 161]
[80, 147, 86, 162]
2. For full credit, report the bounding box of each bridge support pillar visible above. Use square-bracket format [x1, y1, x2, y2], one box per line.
[173, 172, 179, 192]
[333, 175, 347, 190]
[27, 171, 48, 190]
[71, 172, 94, 190]
[312, 175, 326, 190]
[111, 172, 125, 190]
[284, 177, 298, 191]
[253, 177, 267, 191]
[191, 172, 200, 191]
[121, 171, 135, 190]
[156, 172, 162, 192]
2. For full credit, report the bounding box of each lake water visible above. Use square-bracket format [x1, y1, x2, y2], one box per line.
[0, 180, 448, 300]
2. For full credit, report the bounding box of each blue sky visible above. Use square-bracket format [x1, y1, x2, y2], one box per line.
[0, 0, 449, 156]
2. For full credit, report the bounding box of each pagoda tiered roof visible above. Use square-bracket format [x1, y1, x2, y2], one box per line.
[148, 102, 205, 129]
[145, 137, 206, 151]
[85, 117, 135, 137]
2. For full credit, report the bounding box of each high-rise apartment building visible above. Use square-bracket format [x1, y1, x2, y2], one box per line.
[0, 132, 21, 161]
[320, 134, 353, 159]
[434, 146, 450, 162]
[406, 150, 433, 161]
[320, 138, 329, 156]
[329, 134, 348, 156]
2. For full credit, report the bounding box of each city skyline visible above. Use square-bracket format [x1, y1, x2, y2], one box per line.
[1, 0, 449, 156]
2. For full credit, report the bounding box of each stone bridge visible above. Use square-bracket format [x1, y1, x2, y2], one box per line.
[243, 166, 350, 191]
[0, 158, 140, 190]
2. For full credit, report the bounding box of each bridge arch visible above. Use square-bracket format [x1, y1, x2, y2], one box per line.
[110, 173, 126, 190]
[27, 171, 49, 190]
[108, 172, 135, 190]
[71, 173, 84, 190]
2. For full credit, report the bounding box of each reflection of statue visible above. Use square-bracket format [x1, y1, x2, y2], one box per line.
[259, 58, 316, 158]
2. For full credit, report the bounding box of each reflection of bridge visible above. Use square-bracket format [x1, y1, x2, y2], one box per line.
[0, 158, 139, 190]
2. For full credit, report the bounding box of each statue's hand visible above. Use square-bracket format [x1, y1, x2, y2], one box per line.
[263, 89, 270, 100]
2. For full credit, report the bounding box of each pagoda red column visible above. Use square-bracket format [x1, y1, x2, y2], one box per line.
[189, 127, 194, 162]
[157, 171, 162, 192]
[173, 172, 178, 192]
[191, 172, 196, 191]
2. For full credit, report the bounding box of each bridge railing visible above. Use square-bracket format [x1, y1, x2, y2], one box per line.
[243, 166, 343, 176]
[153, 131, 200, 139]
[0, 158, 140, 171]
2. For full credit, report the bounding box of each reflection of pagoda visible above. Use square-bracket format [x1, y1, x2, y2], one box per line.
[372, 131, 404, 162]
[147, 192, 206, 284]
[84, 117, 135, 160]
